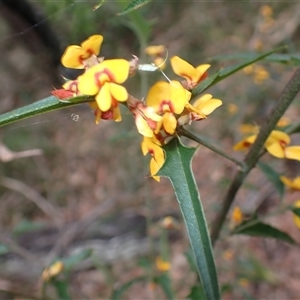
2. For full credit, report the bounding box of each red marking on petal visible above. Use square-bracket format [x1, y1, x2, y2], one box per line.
[279, 140, 288, 148]
[147, 119, 158, 131]
[243, 141, 251, 148]
[161, 100, 173, 113]
[198, 71, 208, 83]
[94, 68, 115, 87]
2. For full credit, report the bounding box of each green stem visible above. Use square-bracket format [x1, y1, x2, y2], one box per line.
[177, 127, 244, 167]
[210, 67, 300, 246]
[0, 95, 92, 128]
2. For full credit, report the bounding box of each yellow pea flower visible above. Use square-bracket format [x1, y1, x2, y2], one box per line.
[170, 56, 210, 89]
[178, 94, 222, 126]
[61, 35, 103, 69]
[141, 136, 165, 181]
[231, 206, 243, 225]
[155, 257, 170, 272]
[280, 176, 300, 191]
[234, 130, 300, 161]
[145, 45, 167, 69]
[78, 59, 129, 113]
[42, 261, 64, 282]
[146, 81, 191, 135]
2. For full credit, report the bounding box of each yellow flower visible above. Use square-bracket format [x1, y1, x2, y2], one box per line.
[231, 206, 243, 225]
[161, 216, 178, 229]
[260, 5, 273, 18]
[141, 136, 165, 181]
[42, 261, 64, 282]
[146, 81, 191, 135]
[234, 130, 300, 161]
[277, 117, 291, 127]
[239, 124, 259, 135]
[226, 103, 238, 115]
[78, 59, 129, 113]
[292, 200, 300, 229]
[170, 56, 210, 89]
[253, 65, 270, 85]
[280, 176, 300, 191]
[61, 35, 103, 69]
[128, 95, 162, 138]
[222, 250, 234, 261]
[145, 45, 167, 69]
[178, 94, 222, 126]
[89, 101, 122, 124]
[145, 45, 165, 56]
[155, 257, 170, 272]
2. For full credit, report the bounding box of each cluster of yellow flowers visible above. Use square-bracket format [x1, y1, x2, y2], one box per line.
[55, 35, 222, 181]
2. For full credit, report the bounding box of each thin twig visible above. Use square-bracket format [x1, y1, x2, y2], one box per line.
[0, 233, 43, 268]
[210, 67, 300, 246]
[177, 127, 244, 167]
[45, 198, 117, 265]
[1, 177, 62, 227]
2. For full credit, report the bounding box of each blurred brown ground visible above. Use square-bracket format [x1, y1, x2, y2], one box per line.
[0, 1, 300, 299]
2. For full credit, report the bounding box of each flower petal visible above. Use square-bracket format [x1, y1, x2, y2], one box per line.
[162, 112, 177, 135]
[136, 115, 154, 137]
[280, 176, 300, 190]
[171, 56, 198, 82]
[108, 83, 128, 102]
[146, 81, 169, 112]
[233, 135, 257, 150]
[96, 83, 112, 111]
[113, 105, 122, 122]
[81, 35, 103, 57]
[100, 59, 130, 83]
[266, 142, 285, 158]
[195, 64, 210, 81]
[170, 81, 191, 114]
[61, 45, 85, 69]
[77, 68, 100, 95]
[285, 146, 300, 161]
[145, 45, 165, 56]
[193, 94, 222, 116]
[266, 130, 290, 146]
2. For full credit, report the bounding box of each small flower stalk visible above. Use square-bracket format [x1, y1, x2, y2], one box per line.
[55, 35, 223, 180]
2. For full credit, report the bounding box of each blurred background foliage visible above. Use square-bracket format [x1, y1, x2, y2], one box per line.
[0, 0, 300, 298]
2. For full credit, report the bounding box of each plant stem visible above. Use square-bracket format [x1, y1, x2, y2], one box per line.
[210, 67, 300, 246]
[0, 95, 92, 128]
[177, 127, 243, 167]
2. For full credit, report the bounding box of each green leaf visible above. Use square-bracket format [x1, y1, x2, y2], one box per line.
[257, 162, 284, 199]
[192, 70, 221, 96]
[117, 0, 152, 16]
[62, 249, 93, 271]
[93, 0, 106, 11]
[184, 248, 198, 273]
[209, 52, 300, 65]
[111, 276, 147, 300]
[154, 274, 175, 300]
[0, 95, 92, 128]
[192, 47, 285, 96]
[52, 279, 71, 300]
[187, 285, 206, 300]
[232, 219, 296, 245]
[158, 137, 220, 300]
[0, 243, 9, 256]
[290, 207, 300, 217]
